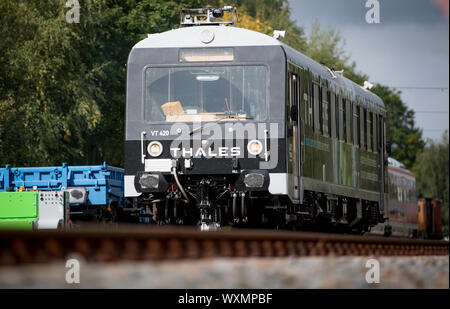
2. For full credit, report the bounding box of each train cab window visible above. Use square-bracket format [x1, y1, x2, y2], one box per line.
[367, 110, 372, 152]
[313, 83, 320, 133]
[322, 88, 330, 137]
[145, 65, 267, 122]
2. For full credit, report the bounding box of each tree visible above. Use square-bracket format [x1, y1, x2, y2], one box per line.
[413, 132, 449, 234]
[304, 20, 367, 85]
[237, 0, 307, 52]
[371, 85, 425, 169]
[0, 0, 105, 166]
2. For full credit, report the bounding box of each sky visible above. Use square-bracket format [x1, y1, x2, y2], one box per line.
[288, 0, 449, 142]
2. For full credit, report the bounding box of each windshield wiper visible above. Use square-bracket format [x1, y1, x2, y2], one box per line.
[189, 113, 254, 135]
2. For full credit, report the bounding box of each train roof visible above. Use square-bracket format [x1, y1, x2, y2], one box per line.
[388, 157, 416, 179]
[133, 25, 385, 113]
[133, 25, 280, 49]
[281, 43, 385, 113]
[388, 157, 407, 169]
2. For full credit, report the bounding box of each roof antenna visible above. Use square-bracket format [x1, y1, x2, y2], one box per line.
[363, 81, 374, 90]
[180, 6, 236, 27]
[324, 66, 337, 79]
[273, 30, 286, 39]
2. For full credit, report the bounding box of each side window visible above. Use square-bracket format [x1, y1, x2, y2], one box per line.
[373, 113, 378, 153]
[361, 107, 367, 150]
[322, 88, 330, 136]
[367, 110, 372, 152]
[328, 91, 332, 137]
[287, 73, 293, 137]
[308, 84, 313, 127]
[338, 95, 343, 141]
[288, 73, 298, 124]
[383, 117, 387, 155]
[313, 83, 320, 133]
[330, 92, 336, 139]
[342, 98, 347, 142]
[319, 87, 323, 134]
[348, 100, 353, 144]
[355, 105, 360, 147]
[294, 75, 298, 113]
[378, 115, 383, 151]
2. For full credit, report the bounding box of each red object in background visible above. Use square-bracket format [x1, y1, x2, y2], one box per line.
[406, 202, 418, 225]
[433, 0, 449, 18]
[431, 199, 442, 234]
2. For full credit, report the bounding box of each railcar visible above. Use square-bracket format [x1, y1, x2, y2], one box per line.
[371, 158, 418, 237]
[371, 157, 444, 239]
[0, 163, 124, 222]
[0, 191, 71, 230]
[418, 198, 443, 239]
[124, 7, 388, 231]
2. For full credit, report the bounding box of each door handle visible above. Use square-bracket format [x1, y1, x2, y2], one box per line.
[141, 131, 147, 164]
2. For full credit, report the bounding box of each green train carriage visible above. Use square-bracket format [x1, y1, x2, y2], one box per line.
[284, 44, 387, 232]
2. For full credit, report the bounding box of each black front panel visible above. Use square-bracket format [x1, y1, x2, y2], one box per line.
[124, 139, 286, 176]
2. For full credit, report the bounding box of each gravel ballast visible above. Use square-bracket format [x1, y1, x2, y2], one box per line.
[0, 256, 448, 289]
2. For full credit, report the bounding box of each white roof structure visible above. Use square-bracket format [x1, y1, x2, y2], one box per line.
[133, 26, 282, 49]
[388, 157, 407, 169]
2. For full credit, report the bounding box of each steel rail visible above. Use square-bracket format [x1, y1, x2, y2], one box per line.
[0, 226, 448, 265]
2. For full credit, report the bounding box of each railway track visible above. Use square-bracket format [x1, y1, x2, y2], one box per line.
[0, 226, 448, 265]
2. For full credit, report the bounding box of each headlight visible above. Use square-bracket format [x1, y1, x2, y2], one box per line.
[247, 140, 263, 156]
[148, 141, 163, 157]
[139, 174, 159, 189]
[244, 173, 265, 188]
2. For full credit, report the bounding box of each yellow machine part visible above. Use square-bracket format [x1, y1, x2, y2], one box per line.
[417, 200, 426, 232]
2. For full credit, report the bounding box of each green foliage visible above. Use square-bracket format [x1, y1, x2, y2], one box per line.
[0, 0, 120, 166]
[237, 0, 307, 51]
[371, 85, 425, 169]
[304, 20, 367, 85]
[413, 132, 449, 233]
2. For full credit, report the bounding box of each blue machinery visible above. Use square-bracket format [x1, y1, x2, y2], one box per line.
[0, 163, 125, 216]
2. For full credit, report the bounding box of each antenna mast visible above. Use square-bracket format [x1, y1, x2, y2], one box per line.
[180, 6, 236, 27]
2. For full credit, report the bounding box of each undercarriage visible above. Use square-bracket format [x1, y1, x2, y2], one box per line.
[127, 173, 383, 233]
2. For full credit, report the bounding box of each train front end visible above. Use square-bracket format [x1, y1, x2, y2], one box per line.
[124, 8, 287, 229]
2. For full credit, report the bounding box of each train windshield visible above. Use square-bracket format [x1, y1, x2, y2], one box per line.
[145, 66, 267, 122]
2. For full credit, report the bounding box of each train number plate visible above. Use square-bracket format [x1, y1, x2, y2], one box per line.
[145, 159, 173, 173]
